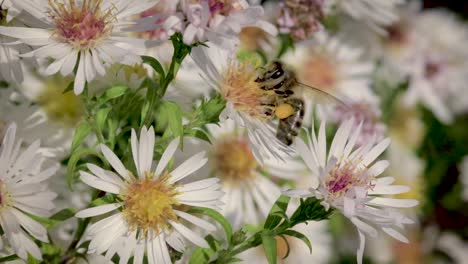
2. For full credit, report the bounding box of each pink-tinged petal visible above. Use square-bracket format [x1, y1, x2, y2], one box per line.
[382, 227, 409, 243]
[74, 52, 86, 94]
[367, 197, 419, 208]
[367, 160, 389, 177]
[368, 185, 411, 195]
[362, 138, 391, 166]
[357, 230, 365, 264]
[329, 118, 353, 161]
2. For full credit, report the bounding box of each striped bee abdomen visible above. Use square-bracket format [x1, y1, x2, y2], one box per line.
[276, 98, 305, 145]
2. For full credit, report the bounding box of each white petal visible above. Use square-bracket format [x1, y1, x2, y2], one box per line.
[169, 221, 209, 248]
[154, 138, 179, 176]
[100, 144, 131, 181]
[175, 210, 216, 231]
[362, 138, 391, 166]
[75, 204, 121, 218]
[382, 227, 409, 243]
[367, 197, 419, 208]
[169, 152, 207, 184]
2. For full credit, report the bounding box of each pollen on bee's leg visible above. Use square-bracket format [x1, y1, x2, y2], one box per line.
[275, 104, 295, 119]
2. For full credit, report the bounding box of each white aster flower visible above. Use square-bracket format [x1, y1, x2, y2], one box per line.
[191, 44, 292, 159]
[283, 119, 418, 264]
[402, 9, 468, 124]
[330, 100, 386, 147]
[76, 127, 223, 264]
[282, 32, 376, 102]
[0, 123, 59, 261]
[0, 0, 158, 94]
[0, 88, 70, 157]
[0, 35, 31, 83]
[199, 119, 304, 228]
[330, 0, 404, 34]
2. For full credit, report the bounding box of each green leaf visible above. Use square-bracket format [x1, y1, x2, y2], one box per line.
[158, 100, 183, 138]
[90, 195, 118, 206]
[261, 233, 277, 264]
[188, 247, 214, 264]
[142, 55, 165, 79]
[191, 94, 226, 126]
[289, 197, 333, 226]
[51, 208, 77, 223]
[104, 85, 128, 100]
[0, 255, 19, 262]
[281, 229, 312, 254]
[189, 207, 233, 243]
[63, 81, 74, 94]
[264, 195, 290, 230]
[71, 122, 92, 152]
[67, 148, 100, 189]
[96, 107, 112, 133]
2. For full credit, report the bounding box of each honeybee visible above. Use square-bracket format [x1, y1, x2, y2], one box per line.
[254, 61, 344, 145]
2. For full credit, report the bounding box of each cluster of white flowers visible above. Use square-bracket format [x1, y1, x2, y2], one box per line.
[3, 0, 468, 263]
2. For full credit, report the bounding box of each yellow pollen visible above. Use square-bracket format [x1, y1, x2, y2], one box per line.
[275, 103, 295, 119]
[36, 76, 85, 127]
[0, 180, 11, 212]
[121, 172, 180, 236]
[212, 137, 258, 183]
[300, 55, 337, 91]
[222, 61, 271, 120]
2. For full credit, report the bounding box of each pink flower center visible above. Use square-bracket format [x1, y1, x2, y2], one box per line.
[50, 0, 112, 48]
[325, 163, 373, 201]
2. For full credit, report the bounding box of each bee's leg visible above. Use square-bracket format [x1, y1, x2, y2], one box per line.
[276, 98, 305, 146]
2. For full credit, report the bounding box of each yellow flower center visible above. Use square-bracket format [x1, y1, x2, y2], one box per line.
[222, 60, 272, 120]
[121, 172, 180, 236]
[212, 137, 258, 183]
[49, 0, 113, 49]
[36, 76, 85, 127]
[300, 55, 337, 91]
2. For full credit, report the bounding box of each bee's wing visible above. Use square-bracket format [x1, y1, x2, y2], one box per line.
[296, 82, 348, 107]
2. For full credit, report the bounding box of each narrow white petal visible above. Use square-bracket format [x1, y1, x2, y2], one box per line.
[367, 197, 419, 208]
[100, 144, 131, 181]
[382, 227, 409, 243]
[76, 204, 121, 218]
[155, 138, 180, 176]
[175, 210, 216, 231]
[169, 221, 209, 248]
[169, 152, 207, 184]
[362, 138, 391, 166]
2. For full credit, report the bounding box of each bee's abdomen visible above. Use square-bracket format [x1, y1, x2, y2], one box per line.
[276, 98, 305, 146]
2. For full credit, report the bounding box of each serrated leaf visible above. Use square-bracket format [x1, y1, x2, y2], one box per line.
[96, 107, 111, 133]
[281, 229, 312, 254]
[142, 55, 165, 79]
[264, 195, 290, 230]
[104, 86, 128, 100]
[67, 148, 100, 190]
[71, 122, 92, 152]
[261, 233, 277, 264]
[189, 207, 233, 243]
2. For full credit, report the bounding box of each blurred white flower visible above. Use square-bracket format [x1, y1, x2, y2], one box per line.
[0, 0, 158, 94]
[437, 232, 468, 264]
[191, 44, 292, 160]
[330, 100, 387, 147]
[198, 119, 306, 228]
[276, 0, 325, 41]
[76, 127, 223, 264]
[0, 36, 31, 83]
[282, 32, 376, 102]
[402, 9, 468, 124]
[0, 123, 59, 261]
[283, 119, 418, 264]
[330, 0, 404, 34]
[0, 88, 72, 158]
